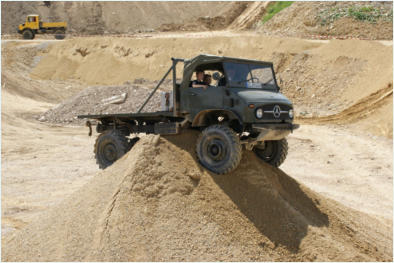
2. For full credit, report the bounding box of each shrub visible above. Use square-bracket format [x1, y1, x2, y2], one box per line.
[262, 1, 294, 24]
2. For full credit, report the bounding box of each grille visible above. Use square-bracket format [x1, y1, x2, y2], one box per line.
[261, 104, 291, 120]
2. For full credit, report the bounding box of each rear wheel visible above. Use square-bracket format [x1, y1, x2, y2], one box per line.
[54, 29, 66, 40]
[196, 125, 242, 174]
[94, 129, 137, 169]
[253, 139, 288, 167]
[22, 29, 34, 40]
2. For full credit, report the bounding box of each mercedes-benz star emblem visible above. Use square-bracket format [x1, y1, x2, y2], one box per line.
[273, 105, 281, 118]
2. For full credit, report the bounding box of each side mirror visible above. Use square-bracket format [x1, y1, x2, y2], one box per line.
[212, 72, 221, 81]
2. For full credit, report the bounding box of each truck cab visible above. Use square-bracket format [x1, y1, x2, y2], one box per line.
[179, 55, 296, 138]
[18, 15, 40, 32]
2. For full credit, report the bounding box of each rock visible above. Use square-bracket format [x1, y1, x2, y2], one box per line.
[188, 172, 201, 181]
[101, 92, 128, 105]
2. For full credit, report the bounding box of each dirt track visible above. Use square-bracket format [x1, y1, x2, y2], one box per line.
[1, 33, 393, 261]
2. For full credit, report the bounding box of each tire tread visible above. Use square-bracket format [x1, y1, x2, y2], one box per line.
[94, 129, 130, 169]
[196, 125, 242, 174]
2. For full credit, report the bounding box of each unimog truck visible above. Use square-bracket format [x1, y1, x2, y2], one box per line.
[18, 14, 67, 40]
[79, 54, 299, 174]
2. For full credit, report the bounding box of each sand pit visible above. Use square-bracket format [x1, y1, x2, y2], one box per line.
[2, 131, 392, 261]
[2, 3, 393, 261]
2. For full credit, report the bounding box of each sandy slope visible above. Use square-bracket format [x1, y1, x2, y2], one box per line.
[2, 132, 392, 261]
[258, 2, 393, 40]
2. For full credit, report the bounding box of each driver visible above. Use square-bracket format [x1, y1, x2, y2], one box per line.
[190, 70, 208, 89]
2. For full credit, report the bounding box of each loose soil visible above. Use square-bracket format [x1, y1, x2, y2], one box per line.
[2, 132, 392, 261]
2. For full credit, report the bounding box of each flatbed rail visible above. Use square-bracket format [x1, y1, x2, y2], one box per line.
[77, 111, 175, 120]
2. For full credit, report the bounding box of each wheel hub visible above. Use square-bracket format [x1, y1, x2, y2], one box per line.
[207, 139, 225, 161]
[103, 143, 117, 162]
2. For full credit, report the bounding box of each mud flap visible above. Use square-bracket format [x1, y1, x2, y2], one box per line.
[86, 121, 92, 136]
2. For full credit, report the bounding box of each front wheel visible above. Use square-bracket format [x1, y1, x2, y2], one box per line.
[253, 139, 288, 167]
[94, 129, 137, 169]
[22, 29, 34, 40]
[196, 125, 242, 174]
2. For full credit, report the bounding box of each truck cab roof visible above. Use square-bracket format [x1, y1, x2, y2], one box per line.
[184, 54, 273, 71]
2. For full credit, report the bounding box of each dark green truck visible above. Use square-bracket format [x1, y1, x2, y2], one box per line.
[79, 54, 299, 174]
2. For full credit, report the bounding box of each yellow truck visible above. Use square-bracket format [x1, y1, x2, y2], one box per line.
[18, 14, 67, 40]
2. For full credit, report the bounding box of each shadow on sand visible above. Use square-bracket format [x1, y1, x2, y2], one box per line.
[163, 131, 329, 252]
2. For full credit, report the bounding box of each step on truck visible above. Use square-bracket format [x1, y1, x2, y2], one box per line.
[18, 14, 67, 40]
[79, 54, 299, 174]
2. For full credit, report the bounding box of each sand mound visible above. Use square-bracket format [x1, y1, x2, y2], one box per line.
[2, 131, 392, 261]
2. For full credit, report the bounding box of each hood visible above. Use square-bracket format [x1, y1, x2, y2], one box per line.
[235, 89, 292, 105]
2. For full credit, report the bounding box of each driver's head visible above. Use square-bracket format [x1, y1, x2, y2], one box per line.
[196, 70, 204, 81]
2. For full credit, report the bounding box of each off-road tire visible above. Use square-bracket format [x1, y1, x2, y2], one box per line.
[22, 29, 34, 40]
[94, 129, 133, 169]
[196, 125, 242, 174]
[54, 29, 65, 40]
[253, 138, 288, 167]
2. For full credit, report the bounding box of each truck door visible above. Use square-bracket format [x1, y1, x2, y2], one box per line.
[187, 85, 224, 116]
[26, 16, 39, 30]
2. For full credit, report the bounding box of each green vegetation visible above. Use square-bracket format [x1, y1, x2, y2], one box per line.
[261, 1, 294, 24]
[318, 5, 393, 25]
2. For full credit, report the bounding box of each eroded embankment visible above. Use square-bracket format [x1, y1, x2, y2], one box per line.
[296, 82, 393, 137]
[2, 131, 392, 261]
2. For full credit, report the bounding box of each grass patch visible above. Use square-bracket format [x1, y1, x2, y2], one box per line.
[262, 1, 294, 24]
[318, 5, 393, 25]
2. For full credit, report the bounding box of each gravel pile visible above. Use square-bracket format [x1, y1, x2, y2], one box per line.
[39, 81, 172, 125]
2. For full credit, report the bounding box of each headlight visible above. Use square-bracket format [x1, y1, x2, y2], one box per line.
[256, 108, 263, 119]
[289, 109, 294, 118]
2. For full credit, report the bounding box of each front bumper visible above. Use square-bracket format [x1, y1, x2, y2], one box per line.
[252, 123, 299, 141]
[241, 123, 299, 149]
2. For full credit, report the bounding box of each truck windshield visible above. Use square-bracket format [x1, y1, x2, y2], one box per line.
[223, 62, 276, 90]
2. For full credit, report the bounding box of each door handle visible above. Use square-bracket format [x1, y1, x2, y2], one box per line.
[189, 92, 197, 96]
